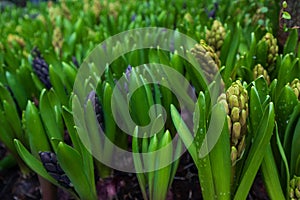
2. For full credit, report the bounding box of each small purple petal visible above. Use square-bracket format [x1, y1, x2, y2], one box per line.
[131, 14, 136, 21]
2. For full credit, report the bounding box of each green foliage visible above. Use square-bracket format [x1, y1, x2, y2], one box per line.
[0, 0, 299, 199]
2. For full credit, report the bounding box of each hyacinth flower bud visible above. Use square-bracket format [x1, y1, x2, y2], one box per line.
[259, 32, 278, 73]
[48, 2, 61, 27]
[52, 27, 64, 56]
[61, 0, 71, 20]
[205, 20, 226, 57]
[39, 152, 73, 189]
[290, 176, 300, 199]
[32, 48, 52, 89]
[253, 64, 270, 85]
[252, 7, 266, 26]
[7, 34, 25, 48]
[190, 40, 221, 83]
[87, 91, 105, 130]
[123, 65, 132, 93]
[289, 78, 300, 100]
[218, 80, 249, 165]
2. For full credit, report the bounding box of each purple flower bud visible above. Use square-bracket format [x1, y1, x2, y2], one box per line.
[131, 14, 136, 21]
[31, 48, 51, 89]
[39, 151, 73, 189]
[72, 56, 80, 68]
[87, 91, 105, 130]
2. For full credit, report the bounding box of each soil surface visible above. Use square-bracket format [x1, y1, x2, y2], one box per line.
[0, 150, 269, 200]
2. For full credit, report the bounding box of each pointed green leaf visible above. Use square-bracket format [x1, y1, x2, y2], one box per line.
[170, 104, 197, 162]
[276, 86, 298, 140]
[261, 144, 285, 200]
[39, 89, 63, 151]
[132, 128, 148, 200]
[153, 130, 172, 200]
[14, 139, 57, 185]
[275, 123, 290, 199]
[194, 92, 215, 199]
[0, 83, 15, 107]
[283, 103, 300, 170]
[234, 103, 275, 200]
[284, 29, 298, 55]
[208, 104, 231, 200]
[256, 40, 268, 67]
[147, 134, 158, 200]
[0, 111, 19, 155]
[291, 118, 300, 175]
[49, 65, 68, 106]
[57, 142, 96, 200]
[24, 101, 50, 157]
[2, 100, 23, 141]
[6, 71, 27, 109]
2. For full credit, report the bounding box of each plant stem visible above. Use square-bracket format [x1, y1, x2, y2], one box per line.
[38, 175, 57, 200]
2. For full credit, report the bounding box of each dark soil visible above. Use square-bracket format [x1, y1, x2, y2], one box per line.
[0, 150, 269, 200]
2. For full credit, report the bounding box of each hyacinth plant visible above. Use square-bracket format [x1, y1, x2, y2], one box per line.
[0, 0, 300, 199]
[171, 36, 277, 200]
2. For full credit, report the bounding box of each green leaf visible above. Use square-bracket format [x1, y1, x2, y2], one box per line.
[224, 23, 240, 85]
[246, 32, 257, 68]
[270, 79, 278, 102]
[57, 142, 97, 200]
[66, 96, 96, 189]
[66, 32, 77, 57]
[276, 54, 296, 95]
[170, 104, 197, 162]
[147, 133, 158, 200]
[49, 65, 68, 106]
[102, 83, 116, 156]
[24, 101, 51, 157]
[276, 86, 298, 140]
[207, 104, 231, 200]
[283, 103, 300, 169]
[260, 7, 268, 13]
[220, 30, 231, 65]
[39, 89, 64, 151]
[84, 99, 103, 156]
[132, 128, 148, 200]
[153, 130, 172, 200]
[0, 111, 19, 155]
[284, 29, 298, 55]
[282, 11, 291, 20]
[61, 106, 81, 153]
[157, 48, 170, 66]
[249, 86, 263, 132]
[62, 62, 77, 92]
[160, 78, 173, 129]
[14, 139, 57, 185]
[261, 144, 285, 200]
[256, 40, 268, 67]
[0, 83, 15, 107]
[234, 103, 275, 200]
[194, 92, 215, 199]
[170, 52, 184, 74]
[129, 69, 151, 126]
[16, 66, 39, 101]
[5, 71, 27, 109]
[253, 76, 269, 102]
[282, 1, 287, 8]
[31, 72, 45, 91]
[2, 100, 23, 141]
[290, 118, 300, 175]
[275, 123, 290, 199]
[184, 53, 208, 93]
